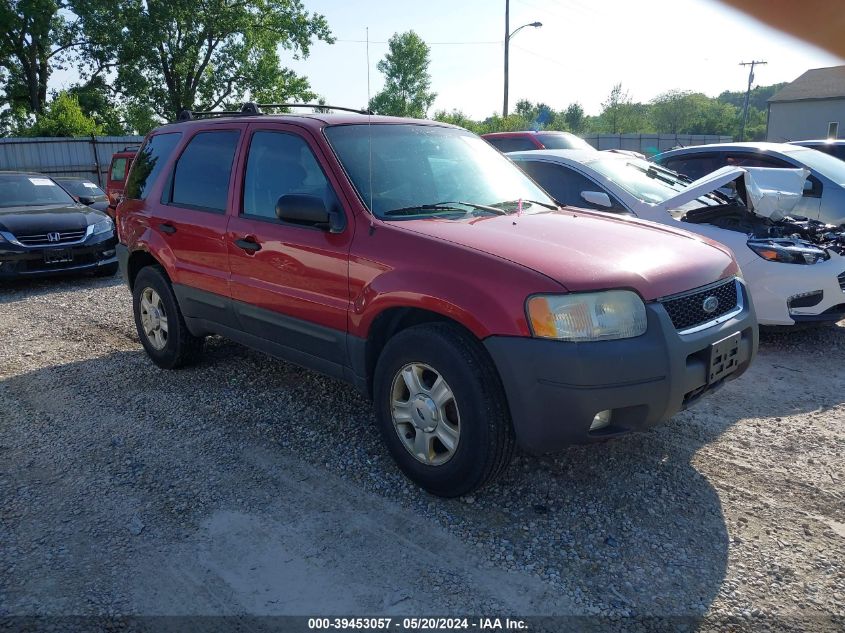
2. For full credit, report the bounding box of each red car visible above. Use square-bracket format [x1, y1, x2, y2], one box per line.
[105, 146, 138, 217]
[482, 130, 595, 153]
[116, 106, 757, 496]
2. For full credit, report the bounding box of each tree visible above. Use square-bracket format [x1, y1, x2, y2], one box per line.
[70, 0, 334, 119]
[369, 31, 436, 117]
[650, 90, 702, 134]
[67, 76, 126, 135]
[563, 102, 585, 133]
[22, 90, 101, 136]
[0, 0, 79, 114]
[596, 83, 649, 133]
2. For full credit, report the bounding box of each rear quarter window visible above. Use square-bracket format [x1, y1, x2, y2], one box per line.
[125, 132, 182, 200]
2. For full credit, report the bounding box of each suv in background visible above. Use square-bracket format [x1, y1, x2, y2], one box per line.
[106, 146, 138, 217]
[653, 142, 845, 226]
[482, 130, 595, 153]
[117, 105, 757, 496]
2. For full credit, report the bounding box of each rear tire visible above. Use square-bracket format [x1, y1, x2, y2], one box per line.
[132, 266, 203, 369]
[373, 323, 515, 497]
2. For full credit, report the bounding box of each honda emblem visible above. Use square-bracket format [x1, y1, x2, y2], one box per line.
[47, 232, 61, 242]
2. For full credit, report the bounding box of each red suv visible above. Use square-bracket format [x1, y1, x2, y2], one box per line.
[482, 130, 595, 153]
[116, 105, 758, 496]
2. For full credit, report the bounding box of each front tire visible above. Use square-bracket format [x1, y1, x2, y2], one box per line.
[132, 266, 203, 369]
[373, 323, 515, 497]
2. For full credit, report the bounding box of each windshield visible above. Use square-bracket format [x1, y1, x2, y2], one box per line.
[586, 158, 722, 207]
[58, 180, 105, 197]
[0, 174, 76, 208]
[324, 124, 555, 219]
[536, 133, 594, 151]
[784, 148, 845, 185]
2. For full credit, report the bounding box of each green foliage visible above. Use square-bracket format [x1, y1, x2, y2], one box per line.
[368, 31, 436, 118]
[21, 91, 102, 136]
[0, 0, 79, 114]
[70, 0, 334, 120]
[67, 77, 126, 135]
[563, 103, 585, 133]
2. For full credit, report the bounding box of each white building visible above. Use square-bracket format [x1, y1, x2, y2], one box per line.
[767, 65, 845, 142]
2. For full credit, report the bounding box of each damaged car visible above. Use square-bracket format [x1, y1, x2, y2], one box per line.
[509, 150, 845, 327]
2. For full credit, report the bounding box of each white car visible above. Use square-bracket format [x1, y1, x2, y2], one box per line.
[509, 149, 845, 327]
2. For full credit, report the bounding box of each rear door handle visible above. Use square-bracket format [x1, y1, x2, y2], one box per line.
[159, 223, 176, 234]
[234, 237, 262, 252]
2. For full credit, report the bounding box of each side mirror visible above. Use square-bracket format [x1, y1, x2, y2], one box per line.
[580, 190, 613, 208]
[276, 194, 345, 233]
[78, 195, 95, 206]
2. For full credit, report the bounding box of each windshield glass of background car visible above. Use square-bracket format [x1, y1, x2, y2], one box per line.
[786, 148, 845, 185]
[60, 180, 105, 197]
[0, 174, 76, 208]
[535, 133, 594, 151]
[588, 158, 723, 209]
[324, 124, 554, 218]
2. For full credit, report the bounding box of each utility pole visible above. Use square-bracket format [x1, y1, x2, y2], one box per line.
[503, 0, 510, 118]
[739, 60, 767, 141]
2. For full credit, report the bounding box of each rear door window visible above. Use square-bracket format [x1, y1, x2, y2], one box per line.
[125, 133, 182, 200]
[724, 153, 791, 168]
[165, 130, 240, 212]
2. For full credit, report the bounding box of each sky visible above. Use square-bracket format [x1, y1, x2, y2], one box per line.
[50, 0, 844, 119]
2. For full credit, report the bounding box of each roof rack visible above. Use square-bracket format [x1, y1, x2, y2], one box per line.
[176, 102, 371, 122]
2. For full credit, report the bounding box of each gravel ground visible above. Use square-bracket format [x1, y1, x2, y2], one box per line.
[1, 275, 843, 631]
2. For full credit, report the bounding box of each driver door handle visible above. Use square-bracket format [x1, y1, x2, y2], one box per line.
[234, 237, 262, 252]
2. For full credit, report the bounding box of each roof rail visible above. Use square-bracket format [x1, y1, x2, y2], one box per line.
[121, 144, 141, 152]
[175, 102, 371, 122]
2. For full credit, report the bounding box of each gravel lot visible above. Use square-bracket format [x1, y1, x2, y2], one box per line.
[1, 275, 843, 630]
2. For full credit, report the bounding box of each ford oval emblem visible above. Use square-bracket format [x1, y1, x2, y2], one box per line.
[702, 295, 719, 314]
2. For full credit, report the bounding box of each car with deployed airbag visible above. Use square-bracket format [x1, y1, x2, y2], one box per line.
[509, 149, 845, 327]
[117, 105, 758, 496]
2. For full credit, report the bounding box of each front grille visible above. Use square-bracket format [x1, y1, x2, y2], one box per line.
[15, 229, 87, 246]
[838, 271, 845, 292]
[660, 278, 740, 332]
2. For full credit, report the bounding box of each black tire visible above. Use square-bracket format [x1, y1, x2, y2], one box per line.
[132, 265, 203, 369]
[373, 322, 515, 497]
[94, 262, 119, 277]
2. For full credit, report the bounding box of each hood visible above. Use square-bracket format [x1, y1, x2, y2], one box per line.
[663, 165, 808, 221]
[0, 203, 107, 235]
[393, 210, 737, 301]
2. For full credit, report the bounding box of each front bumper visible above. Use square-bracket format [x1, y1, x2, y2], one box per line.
[0, 233, 117, 279]
[485, 282, 758, 454]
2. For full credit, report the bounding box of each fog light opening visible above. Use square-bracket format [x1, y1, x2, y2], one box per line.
[788, 290, 823, 312]
[102, 249, 116, 257]
[590, 409, 612, 432]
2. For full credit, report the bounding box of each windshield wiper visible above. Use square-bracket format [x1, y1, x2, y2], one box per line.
[383, 201, 507, 217]
[490, 199, 557, 211]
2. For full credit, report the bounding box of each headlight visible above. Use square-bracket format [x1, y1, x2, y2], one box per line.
[91, 219, 114, 236]
[526, 290, 648, 341]
[747, 238, 828, 265]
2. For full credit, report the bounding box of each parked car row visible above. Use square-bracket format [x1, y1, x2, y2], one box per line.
[5, 112, 841, 496]
[0, 172, 118, 279]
